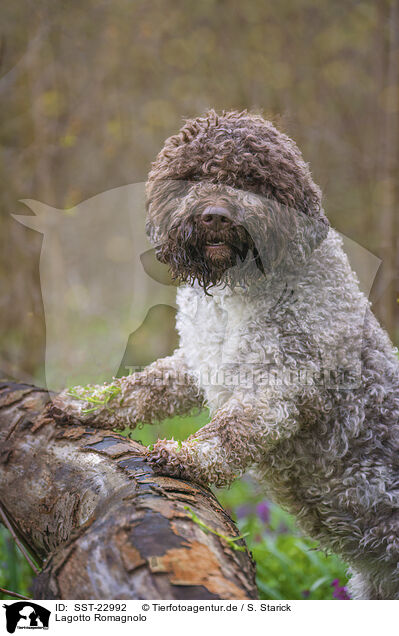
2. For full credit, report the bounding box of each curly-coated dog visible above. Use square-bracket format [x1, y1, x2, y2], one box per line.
[53, 110, 399, 599]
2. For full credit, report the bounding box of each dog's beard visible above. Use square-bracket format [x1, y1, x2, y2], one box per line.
[148, 184, 330, 293]
[155, 215, 263, 293]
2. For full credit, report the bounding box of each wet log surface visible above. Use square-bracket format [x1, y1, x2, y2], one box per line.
[0, 380, 258, 600]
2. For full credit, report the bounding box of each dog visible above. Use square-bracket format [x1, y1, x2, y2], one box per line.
[53, 110, 399, 599]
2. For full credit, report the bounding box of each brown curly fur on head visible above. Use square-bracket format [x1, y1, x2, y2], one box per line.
[146, 110, 329, 290]
[146, 109, 324, 222]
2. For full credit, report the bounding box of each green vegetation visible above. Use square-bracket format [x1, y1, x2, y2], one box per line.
[67, 383, 122, 414]
[0, 527, 33, 600]
[217, 476, 349, 600]
[183, 505, 249, 552]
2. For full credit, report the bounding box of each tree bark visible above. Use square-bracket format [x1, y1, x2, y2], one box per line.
[0, 380, 257, 600]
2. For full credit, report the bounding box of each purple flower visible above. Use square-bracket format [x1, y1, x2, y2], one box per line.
[256, 501, 270, 524]
[302, 590, 310, 599]
[235, 504, 253, 519]
[331, 579, 350, 600]
[277, 522, 289, 534]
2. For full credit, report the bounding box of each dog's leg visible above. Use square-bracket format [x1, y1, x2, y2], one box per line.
[50, 349, 203, 430]
[146, 393, 300, 486]
[347, 568, 399, 600]
[347, 570, 378, 600]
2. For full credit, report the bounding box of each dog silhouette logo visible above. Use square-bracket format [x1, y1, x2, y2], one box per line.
[12, 183, 176, 391]
[3, 602, 50, 633]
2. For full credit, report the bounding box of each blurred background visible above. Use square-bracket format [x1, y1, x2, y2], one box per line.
[1, 0, 398, 601]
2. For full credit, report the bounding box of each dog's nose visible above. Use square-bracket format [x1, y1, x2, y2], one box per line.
[201, 206, 231, 231]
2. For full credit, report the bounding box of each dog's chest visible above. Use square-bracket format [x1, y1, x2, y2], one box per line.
[176, 286, 253, 406]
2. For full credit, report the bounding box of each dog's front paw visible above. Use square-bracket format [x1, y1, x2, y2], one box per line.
[48, 383, 125, 430]
[146, 439, 198, 482]
[49, 390, 95, 426]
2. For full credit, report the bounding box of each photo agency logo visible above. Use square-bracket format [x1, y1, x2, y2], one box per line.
[2, 602, 50, 633]
[12, 183, 177, 392]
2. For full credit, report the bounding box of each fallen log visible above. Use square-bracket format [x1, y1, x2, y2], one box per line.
[0, 380, 258, 600]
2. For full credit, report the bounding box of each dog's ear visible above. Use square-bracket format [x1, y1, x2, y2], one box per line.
[290, 205, 330, 261]
[244, 198, 330, 274]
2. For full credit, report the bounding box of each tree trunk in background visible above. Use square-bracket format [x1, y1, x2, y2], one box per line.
[0, 380, 257, 600]
[376, 0, 399, 339]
